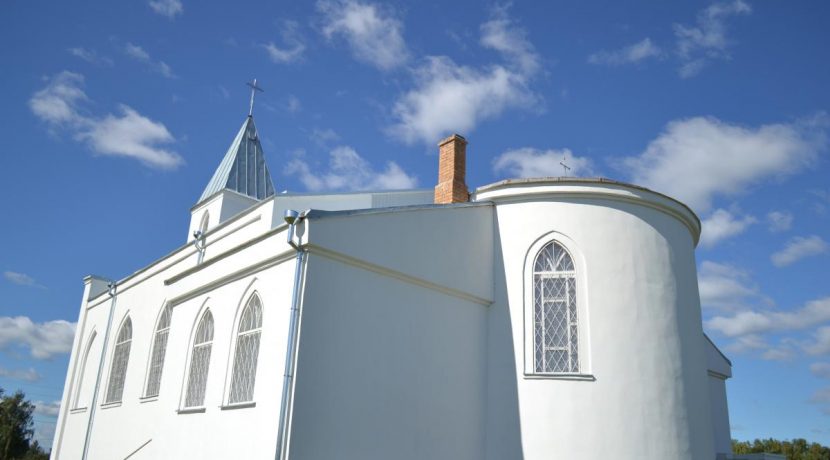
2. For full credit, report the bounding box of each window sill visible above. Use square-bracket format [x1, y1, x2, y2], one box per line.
[177, 407, 206, 414]
[69, 407, 88, 414]
[139, 395, 159, 404]
[220, 402, 256, 411]
[100, 401, 122, 410]
[523, 373, 595, 381]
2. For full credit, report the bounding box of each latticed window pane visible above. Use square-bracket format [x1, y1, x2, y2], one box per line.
[184, 311, 213, 407]
[145, 305, 172, 397]
[105, 318, 132, 403]
[533, 241, 579, 374]
[228, 295, 263, 404]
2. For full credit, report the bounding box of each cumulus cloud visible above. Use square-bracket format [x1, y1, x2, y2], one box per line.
[480, 5, 541, 74]
[811, 362, 830, 379]
[623, 115, 828, 213]
[318, 0, 409, 70]
[806, 328, 830, 356]
[706, 297, 830, 338]
[493, 147, 593, 178]
[0, 316, 76, 359]
[771, 236, 828, 267]
[148, 0, 183, 19]
[33, 400, 61, 417]
[588, 38, 662, 66]
[29, 71, 183, 169]
[389, 56, 538, 144]
[124, 43, 176, 79]
[263, 20, 306, 64]
[285, 146, 417, 192]
[767, 210, 793, 233]
[697, 261, 770, 311]
[700, 209, 756, 247]
[0, 366, 41, 382]
[674, 0, 751, 77]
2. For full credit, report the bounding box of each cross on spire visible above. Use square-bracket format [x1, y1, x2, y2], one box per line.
[246, 79, 264, 117]
[560, 153, 572, 177]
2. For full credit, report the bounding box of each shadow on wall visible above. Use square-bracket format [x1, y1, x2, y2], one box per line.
[485, 220, 524, 459]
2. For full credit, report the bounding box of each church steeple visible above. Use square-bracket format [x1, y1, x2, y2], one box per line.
[197, 115, 276, 204]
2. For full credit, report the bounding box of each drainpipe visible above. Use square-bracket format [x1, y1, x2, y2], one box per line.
[275, 210, 308, 460]
[81, 281, 118, 460]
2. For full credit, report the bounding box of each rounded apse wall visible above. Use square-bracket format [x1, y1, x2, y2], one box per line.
[476, 178, 714, 460]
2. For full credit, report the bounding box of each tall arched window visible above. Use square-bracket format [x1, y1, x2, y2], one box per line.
[533, 241, 579, 373]
[105, 317, 132, 403]
[228, 294, 263, 404]
[145, 305, 172, 397]
[184, 310, 213, 408]
[72, 331, 97, 409]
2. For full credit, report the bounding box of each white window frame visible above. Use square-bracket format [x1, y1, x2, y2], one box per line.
[142, 303, 172, 399]
[103, 315, 133, 404]
[224, 292, 263, 406]
[71, 330, 97, 410]
[181, 307, 214, 410]
[523, 232, 593, 379]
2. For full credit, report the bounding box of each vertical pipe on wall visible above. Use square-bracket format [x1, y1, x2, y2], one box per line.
[81, 281, 118, 460]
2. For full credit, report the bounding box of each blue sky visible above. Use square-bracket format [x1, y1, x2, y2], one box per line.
[1, 0, 829, 448]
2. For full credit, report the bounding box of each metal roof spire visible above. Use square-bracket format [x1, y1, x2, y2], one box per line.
[246, 79, 263, 117]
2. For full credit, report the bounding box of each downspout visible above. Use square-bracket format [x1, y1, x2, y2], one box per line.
[81, 281, 118, 460]
[275, 210, 308, 460]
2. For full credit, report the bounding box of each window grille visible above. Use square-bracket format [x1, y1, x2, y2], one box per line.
[145, 305, 172, 397]
[184, 310, 213, 407]
[72, 331, 97, 408]
[105, 318, 132, 404]
[228, 295, 263, 404]
[533, 241, 579, 373]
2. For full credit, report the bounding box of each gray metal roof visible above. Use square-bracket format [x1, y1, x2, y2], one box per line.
[197, 116, 276, 204]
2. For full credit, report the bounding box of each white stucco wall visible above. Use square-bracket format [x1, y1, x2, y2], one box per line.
[477, 180, 715, 460]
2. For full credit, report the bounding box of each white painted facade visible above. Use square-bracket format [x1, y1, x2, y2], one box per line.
[52, 123, 733, 459]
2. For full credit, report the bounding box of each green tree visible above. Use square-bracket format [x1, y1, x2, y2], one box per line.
[0, 387, 50, 460]
[732, 438, 830, 460]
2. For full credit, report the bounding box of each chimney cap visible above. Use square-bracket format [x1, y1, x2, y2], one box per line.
[438, 133, 467, 147]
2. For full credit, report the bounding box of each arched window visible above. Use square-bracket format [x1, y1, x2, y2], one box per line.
[199, 211, 209, 235]
[532, 241, 579, 373]
[145, 305, 172, 397]
[72, 331, 97, 409]
[105, 317, 132, 403]
[228, 294, 263, 404]
[184, 310, 213, 407]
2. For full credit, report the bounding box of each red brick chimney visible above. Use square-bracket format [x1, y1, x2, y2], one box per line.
[434, 134, 469, 204]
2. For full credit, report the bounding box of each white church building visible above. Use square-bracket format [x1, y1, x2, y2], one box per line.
[52, 110, 734, 459]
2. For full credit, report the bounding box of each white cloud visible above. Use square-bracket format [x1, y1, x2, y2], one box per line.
[706, 297, 830, 338]
[697, 261, 770, 311]
[33, 400, 61, 417]
[480, 6, 540, 74]
[286, 95, 302, 113]
[285, 145, 417, 192]
[588, 38, 662, 66]
[148, 0, 183, 19]
[318, 0, 409, 70]
[0, 316, 76, 359]
[767, 210, 794, 233]
[263, 20, 306, 64]
[806, 328, 830, 356]
[673, 0, 751, 77]
[771, 235, 829, 267]
[624, 115, 827, 213]
[388, 56, 537, 144]
[0, 366, 41, 382]
[124, 43, 176, 79]
[67, 47, 113, 66]
[493, 147, 593, 178]
[700, 209, 756, 247]
[29, 72, 183, 169]
[811, 362, 830, 379]
[3, 271, 44, 288]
